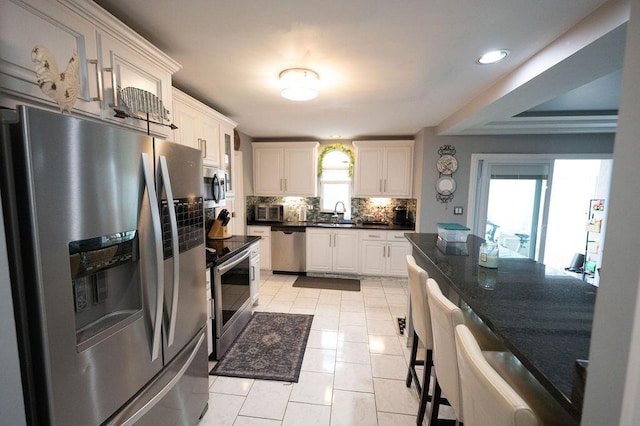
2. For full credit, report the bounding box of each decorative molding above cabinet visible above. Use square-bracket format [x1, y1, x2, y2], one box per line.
[352, 140, 414, 198]
[253, 142, 319, 197]
[0, 0, 181, 139]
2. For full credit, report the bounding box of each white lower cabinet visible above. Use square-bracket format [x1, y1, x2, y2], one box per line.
[249, 242, 260, 305]
[247, 226, 271, 270]
[360, 231, 411, 277]
[306, 228, 358, 274]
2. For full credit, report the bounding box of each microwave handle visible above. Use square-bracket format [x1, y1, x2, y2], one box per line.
[212, 173, 220, 202]
[141, 153, 163, 362]
[158, 156, 180, 347]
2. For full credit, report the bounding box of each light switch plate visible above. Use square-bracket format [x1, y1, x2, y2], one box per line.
[453, 206, 463, 215]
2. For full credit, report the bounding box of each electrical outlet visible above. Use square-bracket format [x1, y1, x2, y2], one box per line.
[453, 206, 463, 215]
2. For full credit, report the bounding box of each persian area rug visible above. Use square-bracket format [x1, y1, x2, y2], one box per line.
[209, 312, 313, 382]
[292, 275, 361, 292]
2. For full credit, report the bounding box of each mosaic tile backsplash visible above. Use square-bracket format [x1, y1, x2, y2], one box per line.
[246, 196, 416, 224]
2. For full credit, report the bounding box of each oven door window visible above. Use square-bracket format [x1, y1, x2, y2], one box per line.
[219, 256, 250, 328]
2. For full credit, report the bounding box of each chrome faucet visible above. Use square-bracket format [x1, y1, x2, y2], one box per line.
[332, 201, 346, 223]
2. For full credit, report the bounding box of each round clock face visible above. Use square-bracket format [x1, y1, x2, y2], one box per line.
[437, 155, 458, 175]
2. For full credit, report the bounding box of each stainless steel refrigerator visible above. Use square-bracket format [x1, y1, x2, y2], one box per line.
[0, 106, 209, 425]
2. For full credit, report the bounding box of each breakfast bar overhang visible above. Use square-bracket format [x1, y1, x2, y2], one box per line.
[405, 232, 597, 422]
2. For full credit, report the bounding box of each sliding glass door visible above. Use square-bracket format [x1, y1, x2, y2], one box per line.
[472, 158, 553, 261]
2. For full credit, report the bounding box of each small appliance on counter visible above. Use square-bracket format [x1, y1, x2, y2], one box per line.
[208, 209, 232, 239]
[393, 207, 409, 225]
[254, 204, 284, 222]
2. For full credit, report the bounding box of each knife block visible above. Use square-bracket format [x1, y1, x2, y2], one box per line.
[207, 219, 232, 240]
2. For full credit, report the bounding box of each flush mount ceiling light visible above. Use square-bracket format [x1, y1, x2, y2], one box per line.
[279, 68, 319, 101]
[476, 49, 510, 65]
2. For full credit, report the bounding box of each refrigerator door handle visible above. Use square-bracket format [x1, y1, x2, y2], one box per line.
[158, 155, 180, 347]
[142, 153, 164, 362]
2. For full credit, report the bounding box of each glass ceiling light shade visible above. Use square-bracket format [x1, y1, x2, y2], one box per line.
[477, 49, 510, 64]
[279, 68, 320, 101]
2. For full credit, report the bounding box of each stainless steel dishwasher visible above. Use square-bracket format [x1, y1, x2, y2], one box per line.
[271, 226, 306, 273]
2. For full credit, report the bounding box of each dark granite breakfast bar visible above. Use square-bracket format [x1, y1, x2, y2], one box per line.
[405, 233, 597, 421]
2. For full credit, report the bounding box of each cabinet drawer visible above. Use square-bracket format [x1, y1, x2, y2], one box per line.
[360, 230, 387, 241]
[386, 231, 408, 241]
[247, 226, 271, 236]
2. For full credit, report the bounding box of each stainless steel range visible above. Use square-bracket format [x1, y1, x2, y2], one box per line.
[207, 236, 260, 359]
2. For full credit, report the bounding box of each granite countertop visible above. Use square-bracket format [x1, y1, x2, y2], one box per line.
[405, 232, 596, 421]
[206, 235, 260, 267]
[247, 220, 415, 231]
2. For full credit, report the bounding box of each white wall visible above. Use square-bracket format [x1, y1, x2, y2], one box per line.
[583, 0, 640, 423]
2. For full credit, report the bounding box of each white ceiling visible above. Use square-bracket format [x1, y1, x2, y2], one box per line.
[95, 0, 626, 139]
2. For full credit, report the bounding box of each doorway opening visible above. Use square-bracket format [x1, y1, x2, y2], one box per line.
[469, 154, 612, 283]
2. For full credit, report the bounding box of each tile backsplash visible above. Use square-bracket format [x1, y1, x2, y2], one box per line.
[246, 196, 416, 224]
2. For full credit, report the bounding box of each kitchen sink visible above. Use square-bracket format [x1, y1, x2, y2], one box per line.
[315, 223, 356, 228]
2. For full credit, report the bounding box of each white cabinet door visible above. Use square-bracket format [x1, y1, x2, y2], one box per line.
[0, 0, 102, 117]
[387, 241, 411, 276]
[333, 231, 359, 274]
[354, 147, 384, 196]
[254, 147, 285, 195]
[247, 226, 272, 270]
[360, 240, 386, 275]
[306, 229, 333, 272]
[201, 117, 221, 166]
[172, 99, 200, 149]
[98, 32, 172, 138]
[284, 147, 318, 196]
[384, 146, 413, 197]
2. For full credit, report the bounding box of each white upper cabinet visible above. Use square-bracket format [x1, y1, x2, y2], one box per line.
[0, 0, 102, 117]
[253, 142, 319, 196]
[173, 88, 221, 166]
[0, 0, 180, 139]
[97, 31, 176, 139]
[353, 140, 414, 197]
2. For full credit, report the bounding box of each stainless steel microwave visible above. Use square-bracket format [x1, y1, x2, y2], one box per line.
[203, 166, 225, 208]
[254, 204, 283, 222]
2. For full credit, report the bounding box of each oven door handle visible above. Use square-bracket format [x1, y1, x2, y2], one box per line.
[141, 153, 163, 362]
[158, 156, 180, 347]
[216, 248, 251, 275]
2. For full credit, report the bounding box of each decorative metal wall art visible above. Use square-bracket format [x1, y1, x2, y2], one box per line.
[435, 145, 457, 203]
[114, 87, 177, 133]
[31, 45, 80, 113]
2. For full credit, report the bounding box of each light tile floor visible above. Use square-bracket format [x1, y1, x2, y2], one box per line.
[199, 273, 454, 426]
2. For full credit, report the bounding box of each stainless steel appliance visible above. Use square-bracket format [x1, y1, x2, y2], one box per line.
[203, 165, 226, 208]
[0, 106, 208, 425]
[254, 204, 284, 222]
[271, 226, 306, 273]
[212, 247, 252, 359]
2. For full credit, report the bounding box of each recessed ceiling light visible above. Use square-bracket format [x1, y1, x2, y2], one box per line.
[330, 135, 341, 139]
[477, 49, 510, 65]
[279, 68, 320, 101]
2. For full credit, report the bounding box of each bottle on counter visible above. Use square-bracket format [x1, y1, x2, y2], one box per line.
[479, 242, 499, 268]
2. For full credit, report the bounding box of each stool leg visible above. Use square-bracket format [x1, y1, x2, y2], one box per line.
[417, 349, 433, 424]
[406, 330, 420, 388]
[425, 378, 442, 426]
